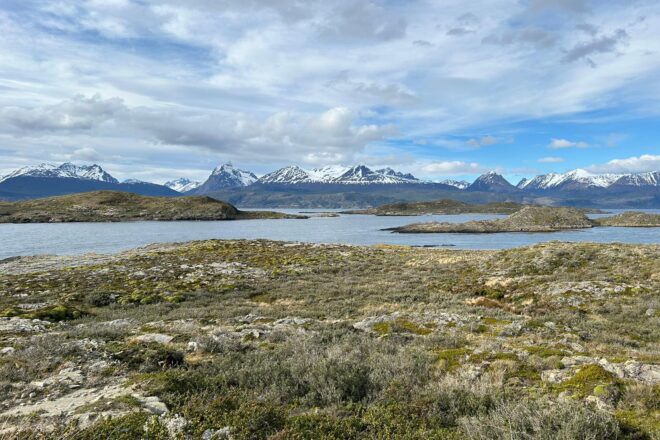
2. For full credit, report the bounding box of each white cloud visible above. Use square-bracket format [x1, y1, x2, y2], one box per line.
[549, 138, 590, 149]
[587, 154, 660, 173]
[538, 156, 564, 163]
[420, 161, 486, 175]
[466, 135, 500, 148]
[0, 1, 659, 178]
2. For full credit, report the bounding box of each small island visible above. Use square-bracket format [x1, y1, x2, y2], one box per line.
[341, 199, 604, 216]
[386, 206, 660, 233]
[0, 191, 306, 223]
[594, 211, 660, 227]
[342, 199, 525, 215]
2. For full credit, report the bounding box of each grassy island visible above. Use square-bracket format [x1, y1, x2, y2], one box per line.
[0, 191, 306, 223]
[387, 206, 660, 233]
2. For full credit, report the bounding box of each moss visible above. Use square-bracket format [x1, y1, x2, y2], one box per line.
[372, 322, 391, 336]
[615, 410, 660, 439]
[0, 304, 86, 322]
[482, 317, 511, 325]
[526, 346, 570, 358]
[555, 364, 616, 398]
[469, 351, 519, 363]
[435, 348, 472, 372]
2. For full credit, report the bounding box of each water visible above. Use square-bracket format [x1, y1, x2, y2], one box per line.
[0, 209, 658, 259]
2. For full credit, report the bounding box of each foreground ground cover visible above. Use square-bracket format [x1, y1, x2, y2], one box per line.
[0, 239, 658, 439]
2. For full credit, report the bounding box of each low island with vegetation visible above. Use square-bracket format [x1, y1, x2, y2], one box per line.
[0, 191, 306, 223]
[342, 199, 526, 216]
[386, 206, 660, 233]
[0, 239, 658, 438]
[595, 211, 660, 227]
[341, 199, 604, 216]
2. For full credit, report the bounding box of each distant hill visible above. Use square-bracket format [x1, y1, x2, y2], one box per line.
[0, 191, 305, 223]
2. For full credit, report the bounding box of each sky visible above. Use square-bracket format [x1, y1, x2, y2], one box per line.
[0, 0, 659, 184]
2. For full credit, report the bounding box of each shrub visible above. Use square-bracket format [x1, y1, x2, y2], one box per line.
[460, 398, 621, 440]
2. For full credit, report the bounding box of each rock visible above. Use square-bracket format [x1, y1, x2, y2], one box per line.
[586, 395, 613, 411]
[132, 333, 174, 344]
[274, 317, 311, 326]
[203, 427, 232, 439]
[1, 382, 131, 418]
[646, 308, 656, 317]
[499, 321, 523, 337]
[0, 317, 49, 333]
[561, 356, 596, 368]
[0, 347, 15, 356]
[32, 367, 84, 388]
[187, 341, 200, 352]
[161, 414, 189, 437]
[622, 361, 660, 384]
[541, 369, 573, 384]
[139, 396, 169, 415]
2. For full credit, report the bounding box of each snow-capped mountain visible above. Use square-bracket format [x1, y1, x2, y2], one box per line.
[0, 162, 178, 200]
[258, 166, 313, 184]
[467, 171, 516, 192]
[0, 162, 118, 184]
[609, 171, 660, 188]
[165, 178, 201, 193]
[192, 163, 258, 194]
[439, 179, 470, 189]
[518, 169, 659, 191]
[257, 165, 421, 185]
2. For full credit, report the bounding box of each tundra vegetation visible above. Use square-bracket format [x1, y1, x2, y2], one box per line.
[0, 191, 306, 223]
[0, 239, 658, 439]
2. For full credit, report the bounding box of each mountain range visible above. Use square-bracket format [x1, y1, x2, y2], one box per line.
[0, 162, 178, 200]
[1, 162, 658, 208]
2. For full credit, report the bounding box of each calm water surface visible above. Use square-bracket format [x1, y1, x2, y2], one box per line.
[0, 209, 658, 259]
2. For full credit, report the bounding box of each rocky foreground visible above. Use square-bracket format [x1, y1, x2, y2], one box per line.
[0, 191, 306, 223]
[0, 240, 659, 439]
[387, 206, 660, 233]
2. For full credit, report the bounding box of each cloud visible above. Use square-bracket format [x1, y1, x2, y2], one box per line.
[446, 12, 480, 36]
[1, 94, 125, 132]
[412, 39, 432, 47]
[526, 0, 590, 14]
[549, 138, 590, 148]
[1, 94, 396, 165]
[482, 27, 557, 48]
[466, 135, 500, 148]
[538, 156, 565, 163]
[420, 161, 486, 175]
[562, 29, 629, 65]
[318, 1, 407, 42]
[1, 1, 659, 179]
[587, 154, 660, 173]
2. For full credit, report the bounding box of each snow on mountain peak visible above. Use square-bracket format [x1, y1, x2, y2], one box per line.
[0, 162, 118, 184]
[165, 178, 202, 193]
[440, 179, 470, 189]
